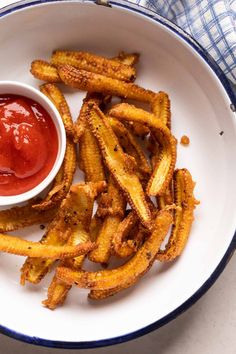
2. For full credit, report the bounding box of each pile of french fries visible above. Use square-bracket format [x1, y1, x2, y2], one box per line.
[0, 50, 198, 309]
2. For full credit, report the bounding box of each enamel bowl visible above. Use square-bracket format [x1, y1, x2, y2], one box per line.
[0, 81, 66, 206]
[0, 0, 236, 349]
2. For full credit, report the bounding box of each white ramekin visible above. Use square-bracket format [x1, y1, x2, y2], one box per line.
[0, 81, 66, 206]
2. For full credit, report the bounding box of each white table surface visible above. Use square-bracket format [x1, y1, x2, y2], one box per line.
[0, 1, 236, 353]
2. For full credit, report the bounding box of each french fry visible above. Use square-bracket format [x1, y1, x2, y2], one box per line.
[77, 97, 106, 183]
[30, 60, 60, 82]
[0, 200, 57, 232]
[108, 116, 151, 182]
[113, 51, 140, 67]
[112, 210, 140, 258]
[43, 182, 106, 309]
[151, 91, 171, 129]
[0, 233, 94, 258]
[32, 138, 77, 210]
[108, 103, 177, 196]
[40, 83, 76, 140]
[58, 65, 156, 103]
[157, 169, 198, 261]
[51, 50, 136, 82]
[56, 209, 172, 293]
[89, 176, 126, 264]
[86, 103, 153, 229]
[20, 182, 98, 285]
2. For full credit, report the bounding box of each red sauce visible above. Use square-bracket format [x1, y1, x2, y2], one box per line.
[0, 95, 58, 196]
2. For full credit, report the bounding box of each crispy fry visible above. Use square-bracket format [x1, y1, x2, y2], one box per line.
[126, 121, 150, 138]
[0, 200, 57, 232]
[113, 52, 140, 67]
[157, 169, 198, 261]
[0, 233, 94, 258]
[150, 92, 172, 207]
[108, 103, 177, 196]
[40, 83, 76, 140]
[108, 117, 151, 181]
[30, 60, 60, 82]
[51, 50, 136, 82]
[43, 182, 105, 309]
[20, 182, 100, 285]
[33, 138, 77, 210]
[75, 93, 103, 142]
[151, 91, 171, 129]
[58, 65, 155, 103]
[56, 209, 172, 293]
[112, 211, 140, 258]
[89, 215, 103, 242]
[78, 98, 106, 183]
[89, 177, 126, 264]
[86, 103, 153, 229]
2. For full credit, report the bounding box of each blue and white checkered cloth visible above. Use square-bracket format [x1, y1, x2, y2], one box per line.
[130, 0, 236, 84]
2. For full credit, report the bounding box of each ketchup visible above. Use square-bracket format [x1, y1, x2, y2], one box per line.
[0, 95, 58, 196]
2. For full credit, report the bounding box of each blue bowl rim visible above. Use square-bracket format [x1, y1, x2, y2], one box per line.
[0, 0, 236, 349]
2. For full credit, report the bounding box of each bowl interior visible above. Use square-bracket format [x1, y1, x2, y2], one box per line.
[0, 1, 236, 345]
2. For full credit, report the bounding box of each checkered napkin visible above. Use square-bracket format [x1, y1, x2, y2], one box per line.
[130, 0, 236, 84]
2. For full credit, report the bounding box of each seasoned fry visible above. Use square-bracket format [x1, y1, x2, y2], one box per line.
[56, 209, 172, 292]
[43, 182, 105, 309]
[151, 91, 171, 129]
[86, 103, 153, 229]
[108, 117, 151, 180]
[20, 182, 100, 285]
[77, 97, 106, 183]
[157, 169, 198, 261]
[89, 177, 126, 264]
[108, 103, 177, 196]
[112, 210, 140, 258]
[109, 102, 157, 123]
[0, 233, 95, 258]
[126, 122, 150, 138]
[0, 201, 57, 232]
[58, 65, 156, 103]
[40, 83, 76, 140]
[30, 60, 60, 82]
[33, 138, 77, 210]
[113, 51, 140, 67]
[51, 50, 136, 82]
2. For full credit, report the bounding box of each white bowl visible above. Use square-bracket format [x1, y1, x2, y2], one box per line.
[0, 81, 66, 206]
[0, 0, 236, 349]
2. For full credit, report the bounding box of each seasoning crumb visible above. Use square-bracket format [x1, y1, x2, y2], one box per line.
[219, 131, 224, 136]
[180, 135, 190, 146]
[40, 224, 45, 230]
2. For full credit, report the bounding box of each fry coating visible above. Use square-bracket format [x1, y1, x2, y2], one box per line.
[108, 103, 177, 196]
[33, 138, 77, 210]
[78, 97, 106, 183]
[151, 91, 171, 129]
[20, 182, 99, 285]
[0, 233, 94, 258]
[40, 83, 76, 140]
[86, 103, 153, 229]
[0, 201, 56, 232]
[89, 177, 126, 264]
[56, 209, 172, 292]
[51, 50, 136, 82]
[113, 52, 140, 67]
[157, 169, 198, 261]
[30, 60, 61, 82]
[43, 182, 105, 309]
[112, 211, 140, 258]
[58, 65, 155, 103]
[108, 117, 151, 180]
